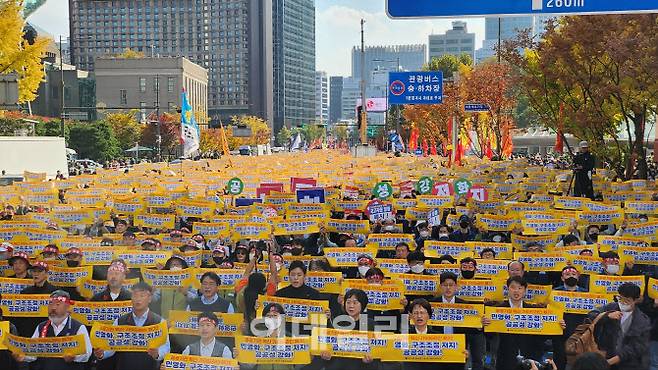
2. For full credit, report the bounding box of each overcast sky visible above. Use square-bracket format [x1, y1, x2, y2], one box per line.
[27, 0, 486, 77]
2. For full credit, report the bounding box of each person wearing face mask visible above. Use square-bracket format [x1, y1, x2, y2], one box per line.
[13, 290, 92, 370]
[414, 221, 432, 247]
[236, 303, 293, 370]
[232, 245, 249, 264]
[40, 244, 59, 261]
[64, 248, 83, 268]
[349, 254, 375, 279]
[180, 238, 201, 254]
[16, 261, 58, 337]
[551, 266, 589, 370]
[191, 234, 207, 250]
[450, 215, 478, 242]
[587, 283, 650, 370]
[154, 256, 194, 319]
[460, 257, 478, 280]
[586, 225, 602, 244]
[601, 251, 638, 276]
[202, 245, 229, 268]
[437, 224, 452, 241]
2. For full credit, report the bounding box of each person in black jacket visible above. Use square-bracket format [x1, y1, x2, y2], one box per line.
[321, 289, 379, 370]
[587, 283, 650, 370]
[275, 260, 321, 300]
[0, 295, 19, 370]
[573, 141, 595, 199]
[15, 261, 58, 337]
[91, 260, 132, 302]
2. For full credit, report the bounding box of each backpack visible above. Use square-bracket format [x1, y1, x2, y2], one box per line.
[565, 311, 609, 364]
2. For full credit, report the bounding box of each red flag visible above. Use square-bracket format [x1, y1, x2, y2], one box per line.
[554, 130, 564, 153]
[430, 140, 437, 156]
[485, 141, 494, 160]
[422, 138, 429, 157]
[455, 140, 464, 167]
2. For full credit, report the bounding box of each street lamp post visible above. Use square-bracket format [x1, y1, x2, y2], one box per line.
[59, 35, 65, 140]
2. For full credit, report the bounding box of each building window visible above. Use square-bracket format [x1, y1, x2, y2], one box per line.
[153, 76, 160, 92]
[120, 89, 127, 105]
[139, 101, 146, 122]
[167, 77, 175, 92]
[139, 77, 146, 92]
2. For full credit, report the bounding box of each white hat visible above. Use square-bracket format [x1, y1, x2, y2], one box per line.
[579, 141, 589, 148]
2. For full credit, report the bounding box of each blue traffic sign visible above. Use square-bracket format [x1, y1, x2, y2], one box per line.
[387, 0, 658, 18]
[388, 71, 443, 105]
[464, 103, 491, 113]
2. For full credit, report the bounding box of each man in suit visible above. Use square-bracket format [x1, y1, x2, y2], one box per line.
[484, 276, 566, 370]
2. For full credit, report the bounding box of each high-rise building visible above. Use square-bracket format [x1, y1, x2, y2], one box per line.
[68, 0, 273, 128]
[329, 76, 343, 125]
[340, 77, 360, 122]
[351, 45, 426, 81]
[314, 71, 328, 125]
[428, 21, 475, 62]
[476, 16, 552, 64]
[273, 0, 315, 131]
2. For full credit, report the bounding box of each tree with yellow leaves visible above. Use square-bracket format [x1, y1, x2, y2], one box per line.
[117, 48, 145, 59]
[0, 0, 48, 103]
[225, 115, 271, 149]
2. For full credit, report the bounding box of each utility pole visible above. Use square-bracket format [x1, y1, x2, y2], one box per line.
[359, 19, 367, 145]
[396, 56, 401, 136]
[59, 35, 65, 140]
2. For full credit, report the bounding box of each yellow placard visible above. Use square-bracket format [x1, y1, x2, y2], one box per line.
[484, 306, 564, 335]
[511, 234, 559, 251]
[175, 199, 216, 218]
[367, 233, 416, 251]
[548, 291, 614, 314]
[514, 252, 568, 272]
[620, 245, 658, 265]
[567, 255, 604, 274]
[192, 222, 230, 238]
[423, 241, 473, 258]
[624, 201, 658, 215]
[78, 278, 140, 300]
[553, 196, 586, 210]
[623, 221, 658, 241]
[0, 294, 50, 317]
[231, 222, 272, 240]
[52, 209, 95, 226]
[394, 273, 440, 295]
[472, 259, 511, 279]
[325, 219, 371, 234]
[114, 250, 171, 268]
[133, 213, 176, 230]
[521, 219, 570, 235]
[4, 333, 87, 357]
[0, 277, 34, 294]
[273, 219, 320, 236]
[48, 265, 93, 288]
[280, 271, 343, 294]
[141, 268, 196, 289]
[163, 354, 239, 370]
[71, 300, 134, 325]
[372, 334, 467, 363]
[256, 295, 329, 325]
[456, 279, 505, 302]
[324, 247, 377, 267]
[598, 235, 648, 252]
[90, 320, 168, 351]
[477, 214, 519, 232]
[589, 275, 646, 295]
[235, 336, 311, 365]
[80, 246, 119, 266]
[192, 268, 244, 290]
[428, 303, 484, 328]
[503, 284, 552, 305]
[576, 210, 624, 226]
[341, 279, 406, 310]
[310, 327, 371, 359]
[167, 310, 242, 336]
[0, 321, 9, 350]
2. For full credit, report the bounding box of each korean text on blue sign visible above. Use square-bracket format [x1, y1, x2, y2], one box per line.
[389, 72, 443, 105]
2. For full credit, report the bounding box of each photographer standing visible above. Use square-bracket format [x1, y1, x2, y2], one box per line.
[573, 141, 595, 199]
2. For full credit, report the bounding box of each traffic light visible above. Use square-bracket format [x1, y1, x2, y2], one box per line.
[356, 105, 363, 130]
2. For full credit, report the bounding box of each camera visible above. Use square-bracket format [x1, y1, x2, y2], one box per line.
[516, 355, 552, 370]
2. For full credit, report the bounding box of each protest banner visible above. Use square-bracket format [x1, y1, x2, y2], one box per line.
[456, 279, 505, 302]
[505, 203, 551, 214]
[467, 242, 513, 260]
[416, 195, 453, 209]
[589, 275, 646, 295]
[231, 222, 272, 240]
[280, 271, 342, 294]
[367, 233, 415, 251]
[144, 193, 174, 208]
[341, 279, 405, 311]
[472, 259, 510, 279]
[52, 209, 95, 227]
[4, 333, 87, 357]
[167, 310, 242, 336]
[192, 268, 244, 290]
[423, 241, 473, 259]
[548, 291, 614, 315]
[648, 277, 658, 299]
[426, 263, 461, 276]
[114, 250, 171, 268]
[503, 284, 552, 305]
[324, 247, 377, 268]
[162, 354, 239, 370]
[624, 201, 658, 215]
[511, 234, 560, 251]
[484, 307, 564, 335]
[134, 213, 175, 230]
[623, 221, 658, 241]
[209, 215, 247, 228]
[48, 265, 93, 288]
[0, 277, 33, 294]
[60, 237, 101, 251]
[619, 245, 658, 265]
[598, 235, 649, 252]
[235, 336, 311, 365]
[406, 207, 430, 222]
[24, 228, 66, 243]
[90, 320, 168, 351]
[522, 219, 570, 235]
[393, 198, 418, 210]
[576, 210, 624, 226]
[325, 219, 370, 234]
[428, 303, 484, 328]
[192, 222, 230, 239]
[256, 295, 329, 324]
[0, 321, 8, 350]
[567, 255, 604, 274]
[378, 259, 418, 275]
[553, 196, 586, 210]
[112, 197, 145, 215]
[365, 200, 394, 222]
[71, 300, 134, 325]
[264, 193, 297, 206]
[141, 268, 195, 289]
[273, 219, 319, 236]
[332, 200, 366, 212]
[395, 273, 440, 295]
[310, 327, 371, 359]
[8, 239, 44, 256]
[372, 334, 467, 363]
[285, 203, 327, 214]
[514, 252, 569, 272]
[477, 214, 518, 232]
[0, 294, 50, 317]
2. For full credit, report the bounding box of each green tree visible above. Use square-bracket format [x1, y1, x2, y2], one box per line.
[0, 0, 48, 102]
[332, 125, 349, 143]
[424, 53, 473, 78]
[68, 121, 120, 162]
[102, 111, 142, 150]
[275, 126, 292, 146]
[300, 124, 324, 143]
[140, 112, 181, 157]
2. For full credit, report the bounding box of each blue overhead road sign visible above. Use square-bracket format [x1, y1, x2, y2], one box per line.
[464, 103, 490, 113]
[388, 72, 443, 105]
[387, 0, 658, 18]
